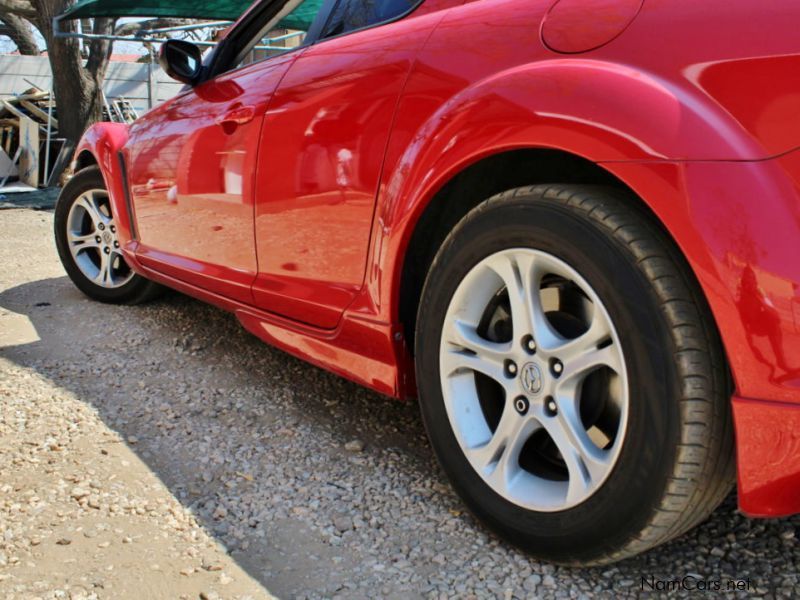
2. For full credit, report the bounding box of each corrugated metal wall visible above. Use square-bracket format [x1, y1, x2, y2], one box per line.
[0, 55, 183, 113]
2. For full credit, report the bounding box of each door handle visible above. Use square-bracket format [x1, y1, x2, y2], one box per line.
[216, 105, 256, 129]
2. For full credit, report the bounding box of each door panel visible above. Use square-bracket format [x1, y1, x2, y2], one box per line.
[125, 53, 299, 303]
[252, 9, 446, 329]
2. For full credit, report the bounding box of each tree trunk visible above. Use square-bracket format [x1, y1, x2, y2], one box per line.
[31, 1, 113, 157]
[0, 13, 40, 54]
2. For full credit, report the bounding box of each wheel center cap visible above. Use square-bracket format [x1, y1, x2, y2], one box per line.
[102, 231, 113, 244]
[521, 362, 544, 395]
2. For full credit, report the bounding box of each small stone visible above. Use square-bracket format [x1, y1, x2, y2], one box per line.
[97, 541, 111, 549]
[180, 567, 194, 576]
[523, 574, 541, 592]
[333, 516, 353, 533]
[71, 487, 89, 500]
[219, 572, 233, 585]
[56, 538, 71, 546]
[212, 506, 227, 520]
[344, 440, 364, 452]
[122, 536, 133, 544]
[542, 575, 556, 588]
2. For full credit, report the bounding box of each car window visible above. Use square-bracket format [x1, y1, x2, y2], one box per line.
[322, 0, 419, 39]
[236, 0, 326, 68]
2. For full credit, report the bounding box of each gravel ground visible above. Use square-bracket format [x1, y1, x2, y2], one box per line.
[1, 206, 799, 599]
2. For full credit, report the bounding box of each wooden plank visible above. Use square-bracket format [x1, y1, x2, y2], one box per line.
[20, 100, 58, 128]
[18, 115, 39, 187]
[0, 145, 18, 179]
[0, 100, 46, 133]
[1, 99, 28, 120]
[0, 146, 21, 189]
[15, 91, 50, 101]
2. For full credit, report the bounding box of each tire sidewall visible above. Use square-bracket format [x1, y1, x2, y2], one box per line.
[416, 194, 682, 563]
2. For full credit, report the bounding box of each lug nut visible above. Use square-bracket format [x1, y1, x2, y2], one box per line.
[544, 396, 558, 416]
[95, 236, 101, 243]
[551, 359, 563, 377]
[114, 241, 119, 248]
[110, 225, 116, 233]
[522, 335, 536, 354]
[98, 223, 105, 230]
[505, 360, 517, 378]
[514, 396, 529, 415]
[103, 247, 110, 254]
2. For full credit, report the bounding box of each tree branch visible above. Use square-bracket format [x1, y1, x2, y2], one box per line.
[115, 18, 198, 37]
[0, 0, 36, 20]
[0, 13, 40, 54]
[85, 17, 114, 79]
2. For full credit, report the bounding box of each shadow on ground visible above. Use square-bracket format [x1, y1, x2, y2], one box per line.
[1, 276, 798, 598]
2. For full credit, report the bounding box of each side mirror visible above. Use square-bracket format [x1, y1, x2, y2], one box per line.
[159, 39, 202, 85]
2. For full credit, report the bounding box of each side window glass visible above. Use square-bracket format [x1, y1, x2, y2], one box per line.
[237, 0, 325, 68]
[323, 0, 419, 38]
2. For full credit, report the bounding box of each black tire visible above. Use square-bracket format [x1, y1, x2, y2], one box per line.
[54, 166, 162, 305]
[415, 184, 734, 565]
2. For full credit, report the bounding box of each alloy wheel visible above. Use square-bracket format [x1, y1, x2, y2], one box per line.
[65, 189, 134, 289]
[439, 248, 628, 511]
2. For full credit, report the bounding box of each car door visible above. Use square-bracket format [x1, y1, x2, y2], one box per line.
[252, 0, 452, 329]
[124, 0, 326, 304]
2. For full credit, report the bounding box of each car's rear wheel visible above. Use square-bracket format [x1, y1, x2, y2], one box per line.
[415, 184, 734, 565]
[54, 166, 161, 304]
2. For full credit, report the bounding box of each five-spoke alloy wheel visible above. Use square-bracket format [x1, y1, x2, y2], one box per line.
[415, 184, 734, 565]
[55, 166, 162, 304]
[440, 248, 628, 512]
[65, 188, 134, 289]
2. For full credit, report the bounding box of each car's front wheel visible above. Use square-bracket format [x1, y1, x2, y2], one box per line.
[415, 184, 734, 565]
[54, 166, 161, 304]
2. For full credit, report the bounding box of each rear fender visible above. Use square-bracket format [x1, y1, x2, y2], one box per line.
[373, 58, 765, 321]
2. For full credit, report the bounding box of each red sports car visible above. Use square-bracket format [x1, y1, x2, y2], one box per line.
[54, 0, 800, 564]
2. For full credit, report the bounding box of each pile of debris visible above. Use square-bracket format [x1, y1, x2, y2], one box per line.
[0, 86, 138, 193]
[0, 87, 61, 192]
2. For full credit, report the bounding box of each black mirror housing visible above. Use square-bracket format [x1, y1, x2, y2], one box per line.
[159, 39, 202, 86]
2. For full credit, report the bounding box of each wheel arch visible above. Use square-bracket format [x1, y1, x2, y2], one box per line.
[379, 57, 766, 354]
[73, 149, 98, 172]
[392, 148, 726, 374]
[71, 122, 135, 244]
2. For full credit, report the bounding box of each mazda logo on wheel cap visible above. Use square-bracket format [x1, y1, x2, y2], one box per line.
[521, 362, 544, 395]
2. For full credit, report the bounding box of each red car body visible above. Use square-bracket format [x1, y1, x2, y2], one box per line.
[73, 0, 800, 519]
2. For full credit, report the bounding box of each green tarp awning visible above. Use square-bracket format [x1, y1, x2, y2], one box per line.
[60, 0, 321, 31]
[61, 0, 254, 21]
